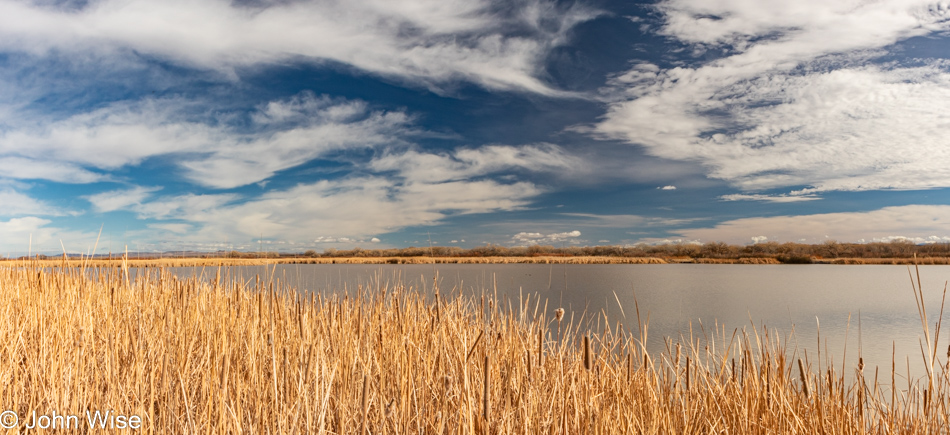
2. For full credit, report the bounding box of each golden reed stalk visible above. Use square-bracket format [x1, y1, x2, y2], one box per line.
[0, 263, 945, 433]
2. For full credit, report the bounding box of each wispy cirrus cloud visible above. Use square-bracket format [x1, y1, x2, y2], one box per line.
[83, 141, 574, 247]
[84, 186, 161, 213]
[0, 92, 413, 188]
[0, 156, 104, 184]
[369, 143, 581, 183]
[592, 0, 950, 195]
[125, 176, 542, 247]
[0, 0, 597, 94]
[719, 193, 820, 203]
[0, 190, 66, 216]
[558, 213, 697, 228]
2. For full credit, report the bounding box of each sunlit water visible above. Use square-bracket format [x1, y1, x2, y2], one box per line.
[156, 263, 950, 383]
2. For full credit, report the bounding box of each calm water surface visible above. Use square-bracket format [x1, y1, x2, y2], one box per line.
[163, 263, 950, 381]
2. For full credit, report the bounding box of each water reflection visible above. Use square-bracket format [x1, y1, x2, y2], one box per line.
[153, 263, 950, 383]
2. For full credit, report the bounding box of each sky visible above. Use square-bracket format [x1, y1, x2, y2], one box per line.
[2, 0, 950, 255]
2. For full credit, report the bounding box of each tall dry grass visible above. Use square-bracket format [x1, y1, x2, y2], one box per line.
[0, 260, 947, 433]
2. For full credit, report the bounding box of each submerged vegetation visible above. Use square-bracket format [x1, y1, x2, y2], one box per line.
[0, 260, 948, 432]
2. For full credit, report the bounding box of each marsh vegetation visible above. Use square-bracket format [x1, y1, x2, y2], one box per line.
[0, 260, 948, 433]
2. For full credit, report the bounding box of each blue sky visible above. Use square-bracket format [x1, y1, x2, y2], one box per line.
[2, 0, 950, 255]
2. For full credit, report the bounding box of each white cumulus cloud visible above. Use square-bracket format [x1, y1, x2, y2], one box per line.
[0, 216, 101, 255]
[666, 205, 950, 244]
[593, 0, 950, 194]
[511, 230, 582, 246]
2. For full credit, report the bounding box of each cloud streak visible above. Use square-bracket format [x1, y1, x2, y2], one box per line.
[0, 93, 413, 188]
[0, 190, 66, 216]
[82, 141, 575, 248]
[369, 143, 581, 183]
[0, 0, 596, 94]
[128, 176, 543, 247]
[719, 193, 819, 203]
[84, 186, 161, 213]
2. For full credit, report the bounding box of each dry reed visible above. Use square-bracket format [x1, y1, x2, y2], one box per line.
[0, 261, 946, 433]
[0, 256, 669, 269]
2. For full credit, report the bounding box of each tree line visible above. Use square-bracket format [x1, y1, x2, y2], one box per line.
[215, 239, 950, 263]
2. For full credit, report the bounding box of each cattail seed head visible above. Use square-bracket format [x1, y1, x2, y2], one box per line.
[583, 335, 592, 370]
[797, 358, 809, 399]
[555, 308, 564, 321]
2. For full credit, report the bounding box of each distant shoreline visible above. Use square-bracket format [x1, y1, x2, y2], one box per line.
[2, 255, 950, 267]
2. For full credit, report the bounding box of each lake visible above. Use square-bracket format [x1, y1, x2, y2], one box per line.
[161, 263, 950, 382]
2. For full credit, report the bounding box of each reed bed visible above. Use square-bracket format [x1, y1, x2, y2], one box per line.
[690, 257, 782, 264]
[0, 255, 668, 269]
[0, 262, 947, 433]
[824, 257, 950, 265]
[13, 255, 950, 268]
